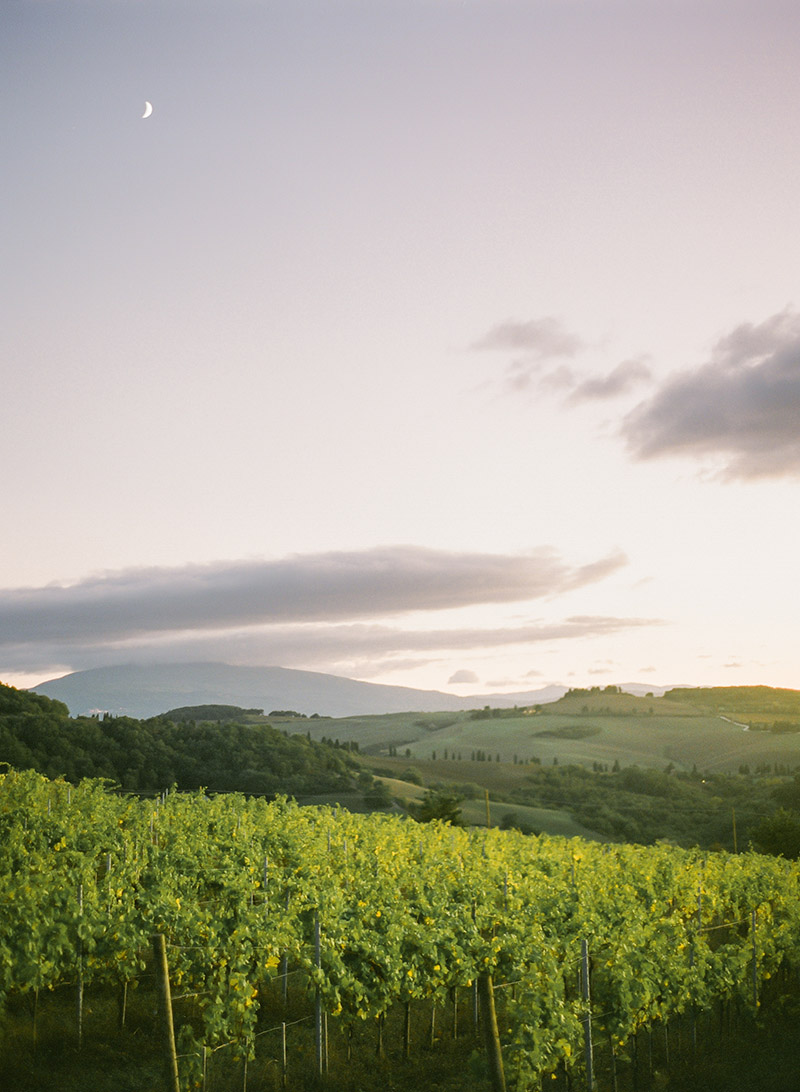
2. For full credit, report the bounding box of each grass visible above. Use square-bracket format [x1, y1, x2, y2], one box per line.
[301, 698, 800, 776]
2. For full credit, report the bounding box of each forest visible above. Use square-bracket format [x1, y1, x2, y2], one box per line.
[0, 684, 357, 796]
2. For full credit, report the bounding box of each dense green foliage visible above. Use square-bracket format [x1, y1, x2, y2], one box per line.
[0, 683, 357, 795]
[2, 769, 800, 1092]
[162, 704, 265, 722]
[664, 686, 800, 716]
[503, 762, 774, 848]
[375, 753, 791, 852]
[411, 787, 465, 825]
[750, 808, 800, 860]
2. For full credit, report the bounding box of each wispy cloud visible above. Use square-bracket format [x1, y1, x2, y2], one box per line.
[471, 317, 585, 358]
[471, 316, 587, 394]
[448, 669, 480, 684]
[1, 611, 660, 680]
[567, 357, 652, 404]
[471, 317, 652, 402]
[0, 545, 637, 676]
[621, 310, 800, 479]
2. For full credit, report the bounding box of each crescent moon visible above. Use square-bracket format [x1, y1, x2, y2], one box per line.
[142, 101, 153, 119]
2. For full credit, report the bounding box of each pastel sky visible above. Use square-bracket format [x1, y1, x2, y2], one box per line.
[3, 0, 799, 697]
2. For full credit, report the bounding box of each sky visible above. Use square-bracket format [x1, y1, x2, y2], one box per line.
[2, 0, 799, 698]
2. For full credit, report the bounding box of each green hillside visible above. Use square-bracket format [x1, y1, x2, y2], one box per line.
[306, 687, 800, 775]
[664, 685, 800, 725]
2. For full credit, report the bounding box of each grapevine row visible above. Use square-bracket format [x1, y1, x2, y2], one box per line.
[2, 768, 799, 1089]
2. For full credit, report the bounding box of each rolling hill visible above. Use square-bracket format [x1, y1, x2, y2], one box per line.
[294, 687, 800, 775]
[28, 662, 568, 719]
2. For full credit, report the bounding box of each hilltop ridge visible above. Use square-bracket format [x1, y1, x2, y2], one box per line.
[28, 662, 570, 719]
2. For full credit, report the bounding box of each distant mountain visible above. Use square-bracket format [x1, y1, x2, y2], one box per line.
[609, 682, 674, 697]
[28, 662, 569, 720]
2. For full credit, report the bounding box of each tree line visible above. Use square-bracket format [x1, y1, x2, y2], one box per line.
[0, 683, 358, 796]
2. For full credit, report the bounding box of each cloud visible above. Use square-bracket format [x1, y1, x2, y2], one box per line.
[621, 310, 800, 479]
[471, 317, 585, 358]
[559, 551, 628, 592]
[0, 544, 628, 650]
[448, 669, 479, 684]
[343, 657, 440, 681]
[471, 316, 587, 394]
[0, 548, 638, 683]
[567, 358, 652, 404]
[1, 612, 661, 680]
[471, 316, 653, 405]
[508, 362, 577, 395]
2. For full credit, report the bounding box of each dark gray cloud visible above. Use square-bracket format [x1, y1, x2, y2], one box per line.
[472, 317, 585, 358]
[621, 311, 800, 479]
[0, 545, 628, 652]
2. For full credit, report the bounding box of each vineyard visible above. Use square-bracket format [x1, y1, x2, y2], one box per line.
[2, 768, 800, 1091]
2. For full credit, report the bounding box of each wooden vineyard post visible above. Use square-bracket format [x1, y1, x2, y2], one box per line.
[324, 1011, 329, 1075]
[118, 979, 129, 1029]
[608, 1032, 618, 1092]
[314, 913, 324, 1077]
[281, 1021, 288, 1088]
[581, 938, 594, 1091]
[691, 883, 702, 1056]
[688, 944, 696, 1056]
[281, 890, 291, 1005]
[477, 973, 506, 1092]
[471, 900, 480, 1032]
[76, 883, 84, 1050]
[376, 1012, 386, 1059]
[32, 988, 39, 1058]
[151, 933, 180, 1092]
[751, 910, 758, 1009]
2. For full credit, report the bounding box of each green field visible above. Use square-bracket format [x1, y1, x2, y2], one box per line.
[271, 689, 800, 847]
[372, 774, 604, 840]
[279, 688, 800, 775]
